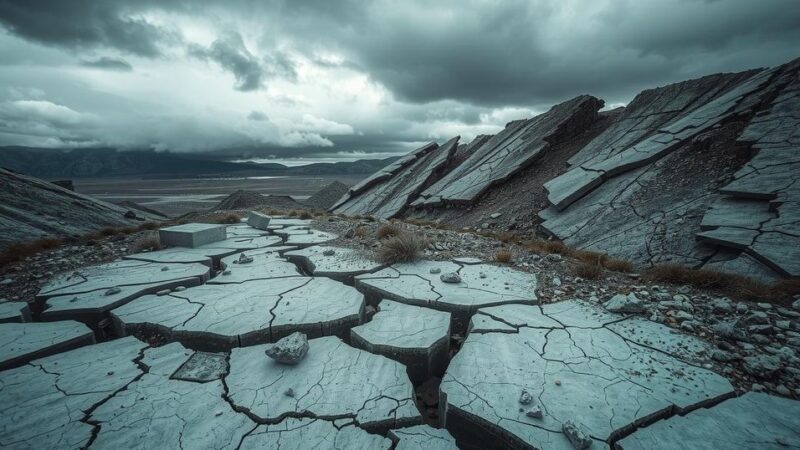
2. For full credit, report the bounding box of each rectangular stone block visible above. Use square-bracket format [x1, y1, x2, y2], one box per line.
[159, 223, 227, 248]
[247, 211, 272, 230]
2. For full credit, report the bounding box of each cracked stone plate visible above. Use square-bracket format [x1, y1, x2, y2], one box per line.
[280, 229, 338, 247]
[209, 249, 300, 284]
[112, 277, 364, 351]
[0, 301, 31, 323]
[389, 424, 459, 450]
[616, 392, 800, 449]
[226, 336, 421, 431]
[441, 299, 733, 449]
[285, 246, 385, 283]
[36, 260, 211, 300]
[0, 321, 95, 370]
[241, 417, 392, 449]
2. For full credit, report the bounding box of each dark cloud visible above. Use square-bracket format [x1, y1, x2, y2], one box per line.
[188, 31, 295, 91]
[80, 56, 133, 71]
[0, 0, 175, 57]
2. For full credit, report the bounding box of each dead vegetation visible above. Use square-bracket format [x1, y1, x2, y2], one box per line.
[494, 249, 513, 264]
[376, 231, 428, 264]
[643, 263, 800, 304]
[0, 237, 64, 267]
[130, 232, 162, 252]
[376, 223, 402, 239]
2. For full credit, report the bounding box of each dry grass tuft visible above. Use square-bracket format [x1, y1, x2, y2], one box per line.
[495, 249, 513, 264]
[574, 260, 604, 280]
[376, 223, 402, 239]
[0, 237, 64, 267]
[643, 263, 800, 304]
[130, 233, 161, 253]
[497, 232, 519, 244]
[299, 211, 313, 220]
[376, 231, 428, 264]
[604, 257, 633, 273]
[353, 226, 369, 238]
[527, 239, 569, 255]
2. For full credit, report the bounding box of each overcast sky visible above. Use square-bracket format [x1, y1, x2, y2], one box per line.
[0, 0, 798, 159]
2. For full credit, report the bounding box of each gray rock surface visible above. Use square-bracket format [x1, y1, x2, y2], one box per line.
[0, 336, 147, 448]
[158, 223, 227, 248]
[443, 300, 733, 449]
[285, 245, 385, 283]
[241, 418, 391, 449]
[209, 247, 300, 284]
[0, 168, 163, 248]
[265, 331, 309, 364]
[303, 181, 351, 209]
[351, 300, 450, 383]
[246, 211, 272, 230]
[0, 321, 95, 370]
[389, 425, 459, 450]
[276, 227, 338, 247]
[112, 277, 364, 351]
[617, 392, 800, 449]
[226, 336, 421, 430]
[0, 301, 31, 323]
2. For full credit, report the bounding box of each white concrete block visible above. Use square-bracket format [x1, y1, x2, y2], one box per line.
[159, 223, 227, 248]
[246, 211, 272, 230]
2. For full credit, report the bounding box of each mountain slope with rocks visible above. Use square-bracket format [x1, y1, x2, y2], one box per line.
[330, 58, 800, 281]
[0, 168, 163, 248]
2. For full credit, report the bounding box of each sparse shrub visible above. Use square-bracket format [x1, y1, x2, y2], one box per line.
[574, 260, 603, 280]
[137, 222, 160, 231]
[298, 211, 313, 220]
[604, 258, 633, 273]
[497, 232, 518, 244]
[527, 239, 568, 255]
[495, 249, 513, 264]
[99, 227, 119, 237]
[376, 223, 402, 239]
[131, 233, 161, 253]
[0, 237, 64, 267]
[204, 213, 240, 224]
[376, 231, 428, 264]
[353, 226, 369, 238]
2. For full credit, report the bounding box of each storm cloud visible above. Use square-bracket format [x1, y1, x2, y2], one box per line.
[0, 0, 797, 155]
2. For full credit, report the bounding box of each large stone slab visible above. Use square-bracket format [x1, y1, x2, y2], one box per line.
[226, 336, 421, 431]
[159, 223, 227, 248]
[198, 234, 283, 251]
[0, 336, 147, 448]
[441, 300, 733, 449]
[37, 260, 211, 300]
[88, 342, 254, 450]
[0, 321, 95, 370]
[352, 300, 450, 383]
[0, 301, 31, 323]
[333, 138, 459, 219]
[617, 392, 800, 449]
[241, 418, 391, 449]
[285, 245, 385, 283]
[355, 260, 537, 332]
[112, 277, 364, 351]
[210, 249, 300, 284]
[225, 223, 271, 237]
[389, 425, 459, 450]
[246, 211, 272, 230]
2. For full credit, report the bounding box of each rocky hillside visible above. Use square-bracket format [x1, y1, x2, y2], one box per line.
[331, 58, 800, 282]
[0, 168, 163, 247]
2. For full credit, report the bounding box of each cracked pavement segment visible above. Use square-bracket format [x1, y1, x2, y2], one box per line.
[0, 321, 95, 370]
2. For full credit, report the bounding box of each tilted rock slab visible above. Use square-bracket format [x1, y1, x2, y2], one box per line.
[333, 138, 459, 219]
[540, 59, 800, 278]
[112, 277, 364, 351]
[0, 321, 95, 370]
[0, 336, 147, 448]
[415, 95, 602, 206]
[616, 392, 800, 449]
[198, 234, 282, 251]
[226, 336, 421, 431]
[355, 260, 537, 332]
[285, 245, 386, 283]
[36, 260, 210, 324]
[441, 300, 733, 449]
[351, 300, 450, 383]
[240, 417, 391, 449]
[389, 424, 459, 450]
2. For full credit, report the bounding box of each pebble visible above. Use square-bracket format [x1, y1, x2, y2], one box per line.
[440, 272, 462, 283]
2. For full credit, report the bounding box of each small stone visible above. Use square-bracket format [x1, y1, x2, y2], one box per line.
[222, 269, 232, 276]
[776, 385, 791, 396]
[552, 277, 562, 287]
[743, 354, 783, 378]
[156, 289, 171, 296]
[745, 311, 769, 325]
[440, 272, 461, 283]
[710, 298, 733, 313]
[479, 272, 487, 279]
[237, 253, 254, 264]
[554, 379, 561, 386]
[519, 389, 533, 405]
[562, 420, 593, 449]
[265, 332, 309, 365]
[215, 410, 223, 417]
[711, 350, 736, 362]
[160, 266, 169, 271]
[107, 371, 114, 376]
[284, 388, 295, 397]
[545, 254, 562, 262]
[757, 302, 772, 310]
[793, 299, 800, 311]
[105, 287, 121, 296]
[751, 383, 766, 392]
[429, 267, 442, 274]
[174, 286, 187, 292]
[322, 249, 335, 256]
[526, 407, 543, 419]
[605, 293, 646, 314]
[490, 213, 502, 219]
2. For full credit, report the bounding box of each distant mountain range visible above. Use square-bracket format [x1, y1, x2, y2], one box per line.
[0, 146, 398, 178]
